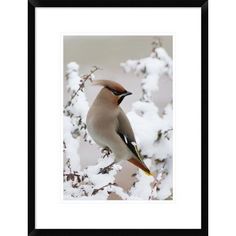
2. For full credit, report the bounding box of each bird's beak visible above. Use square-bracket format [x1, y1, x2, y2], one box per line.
[123, 91, 132, 97]
[117, 91, 132, 105]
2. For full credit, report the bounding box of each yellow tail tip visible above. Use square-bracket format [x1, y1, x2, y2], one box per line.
[143, 170, 155, 177]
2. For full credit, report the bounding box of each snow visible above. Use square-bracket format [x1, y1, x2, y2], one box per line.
[111, 185, 129, 200]
[67, 62, 80, 72]
[89, 174, 115, 189]
[156, 158, 173, 200]
[90, 73, 95, 81]
[120, 47, 172, 101]
[120, 60, 137, 73]
[63, 116, 81, 172]
[63, 156, 123, 199]
[127, 101, 172, 159]
[155, 47, 173, 77]
[129, 168, 154, 199]
[121, 45, 173, 200]
[66, 62, 81, 92]
[69, 92, 89, 123]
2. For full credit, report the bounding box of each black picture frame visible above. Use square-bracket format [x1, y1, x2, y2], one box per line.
[28, 0, 208, 235]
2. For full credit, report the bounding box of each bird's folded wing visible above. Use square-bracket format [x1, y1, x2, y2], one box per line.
[117, 131, 152, 175]
[117, 108, 144, 162]
[117, 108, 136, 141]
[117, 131, 141, 160]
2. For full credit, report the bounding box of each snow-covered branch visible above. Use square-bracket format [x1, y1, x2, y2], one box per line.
[121, 39, 172, 102]
[63, 62, 126, 200]
[121, 40, 173, 200]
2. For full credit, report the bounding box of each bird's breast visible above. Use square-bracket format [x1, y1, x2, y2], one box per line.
[86, 105, 119, 147]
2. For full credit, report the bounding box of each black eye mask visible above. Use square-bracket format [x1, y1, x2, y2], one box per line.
[106, 87, 131, 105]
[112, 90, 121, 96]
[106, 87, 125, 96]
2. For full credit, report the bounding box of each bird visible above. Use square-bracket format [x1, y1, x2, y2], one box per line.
[86, 79, 153, 176]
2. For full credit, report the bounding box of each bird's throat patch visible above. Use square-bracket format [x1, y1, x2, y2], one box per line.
[117, 96, 125, 105]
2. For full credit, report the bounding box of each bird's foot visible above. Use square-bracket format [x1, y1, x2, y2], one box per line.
[101, 147, 112, 158]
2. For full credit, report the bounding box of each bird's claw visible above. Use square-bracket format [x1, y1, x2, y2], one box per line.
[101, 147, 112, 158]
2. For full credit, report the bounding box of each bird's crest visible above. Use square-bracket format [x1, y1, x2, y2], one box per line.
[92, 80, 126, 93]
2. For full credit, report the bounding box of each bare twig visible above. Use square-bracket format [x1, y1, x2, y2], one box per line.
[91, 183, 117, 195]
[101, 147, 112, 158]
[148, 180, 160, 200]
[98, 162, 115, 174]
[156, 128, 173, 142]
[64, 66, 101, 110]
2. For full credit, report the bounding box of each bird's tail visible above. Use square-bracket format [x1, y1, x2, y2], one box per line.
[128, 157, 154, 176]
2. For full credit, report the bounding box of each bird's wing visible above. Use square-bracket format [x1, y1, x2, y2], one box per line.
[117, 108, 135, 141]
[117, 130, 152, 175]
[117, 108, 152, 175]
[117, 108, 143, 162]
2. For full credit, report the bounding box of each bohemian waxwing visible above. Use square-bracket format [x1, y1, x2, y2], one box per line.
[86, 80, 152, 175]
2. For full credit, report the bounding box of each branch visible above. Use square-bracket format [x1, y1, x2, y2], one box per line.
[148, 180, 160, 200]
[156, 128, 173, 142]
[98, 162, 115, 174]
[64, 66, 102, 110]
[91, 183, 118, 195]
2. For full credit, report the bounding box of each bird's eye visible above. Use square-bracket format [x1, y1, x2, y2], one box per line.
[112, 90, 120, 96]
[108, 88, 121, 96]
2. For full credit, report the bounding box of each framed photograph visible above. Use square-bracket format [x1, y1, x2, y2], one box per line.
[28, 0, 208, 235]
